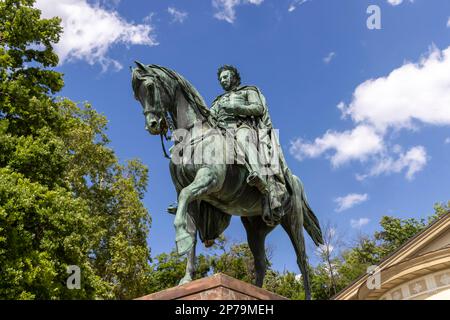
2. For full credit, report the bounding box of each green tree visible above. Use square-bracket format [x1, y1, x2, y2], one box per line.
[373, 216, 427, 259]
[0, 0, 151, 299]
[210, 237, 259, 284]
[208, 236, 308, 299]
[431, 201, 450, 221]
[147, 249, 211, 293]
[264, 270, 305, 300]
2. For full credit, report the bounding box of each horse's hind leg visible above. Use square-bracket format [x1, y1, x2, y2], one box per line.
[281, 210, 312, 300]
[241, 216, 275, 287]
[174, 167, 220, 255]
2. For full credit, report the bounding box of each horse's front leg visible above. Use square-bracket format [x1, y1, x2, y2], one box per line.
[178, 213, 197, 285]
[174, 166, 220, 255]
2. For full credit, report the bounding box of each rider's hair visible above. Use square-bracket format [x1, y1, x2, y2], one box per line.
[217, 65, 241, 87]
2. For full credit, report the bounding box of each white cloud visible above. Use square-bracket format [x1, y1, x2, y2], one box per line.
[356, 146, 428, 181]
[339, 45, 450, 133]
[387, 0, 403, 5]
[445, 138, 450, 144]
[350, 218, 370, 229]
[447, 17, 450, 28]
[212, 0, 263, 24]
[334, 193, 368, 212]
[168, 7, 188, 24]
[291, 45, 450, 180]
[35, 0, 157, 71]
[323, 52, 336, 64]
[387, 0, 414, 6]
[288, 0, 308, 13]
[290, 125, 384, 167]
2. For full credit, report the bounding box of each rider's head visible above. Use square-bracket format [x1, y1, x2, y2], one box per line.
[217, 65, 241, 91]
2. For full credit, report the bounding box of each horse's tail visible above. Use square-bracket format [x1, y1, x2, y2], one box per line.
[292, 174, 324, 246]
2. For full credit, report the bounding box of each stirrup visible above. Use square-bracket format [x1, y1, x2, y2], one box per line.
[167, 203, 177, 215]
[204, 239, 215, 248]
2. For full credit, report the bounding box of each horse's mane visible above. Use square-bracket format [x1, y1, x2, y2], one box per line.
[132, 64, 211, 122]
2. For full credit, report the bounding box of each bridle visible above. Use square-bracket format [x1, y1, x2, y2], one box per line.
[136, 72, 176, 160]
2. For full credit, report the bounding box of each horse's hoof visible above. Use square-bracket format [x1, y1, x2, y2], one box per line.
[176, 234, 194, 255]
[178, 276, 192, 286]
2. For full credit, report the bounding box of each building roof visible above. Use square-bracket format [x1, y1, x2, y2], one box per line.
[333, 211, 450, 300]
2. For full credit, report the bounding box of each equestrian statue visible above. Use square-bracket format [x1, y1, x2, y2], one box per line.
[131, 62, 323, 300]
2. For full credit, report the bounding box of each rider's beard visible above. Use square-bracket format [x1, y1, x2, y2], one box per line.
[221, 81, 231, 91]
[221, 78, 237, 92]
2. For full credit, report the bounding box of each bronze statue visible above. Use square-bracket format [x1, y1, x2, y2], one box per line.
[210, 65, 288, 227]
[131, 62, 323, 299]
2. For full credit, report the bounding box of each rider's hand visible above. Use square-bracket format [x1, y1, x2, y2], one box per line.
[220, 100, 235, 113]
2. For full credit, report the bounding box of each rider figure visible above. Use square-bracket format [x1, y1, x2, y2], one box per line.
[210, 65, 288, 226]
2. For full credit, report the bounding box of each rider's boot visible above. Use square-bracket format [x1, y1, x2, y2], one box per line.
[261, 195, 275, 227]
[261, 181, 286, 227]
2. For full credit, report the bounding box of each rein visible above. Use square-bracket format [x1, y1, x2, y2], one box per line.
[160, 132, 171, 159]
[157, 111, 175, 160]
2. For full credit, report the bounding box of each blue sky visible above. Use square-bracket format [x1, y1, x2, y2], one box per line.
[35, 0, 450, 273]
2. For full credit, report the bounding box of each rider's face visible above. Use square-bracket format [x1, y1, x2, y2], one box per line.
[219, 70, 233, 91]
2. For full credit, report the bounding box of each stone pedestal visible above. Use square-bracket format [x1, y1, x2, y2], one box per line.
[136, 273, 288, 300]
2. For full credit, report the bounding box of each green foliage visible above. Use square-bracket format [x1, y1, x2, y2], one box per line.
[209, 237, 306, 299]
[144, 236, 308, 299]
[310, 259, 341, 300]
[264, 270, 305, 300]
[147, 250, 211, 293]
[0, 0, 151, 299]
[210, 241, 257, 284]
[0, 167, 107, 299]
[374, 216, 427, 258]
[431, 201, 450, 221]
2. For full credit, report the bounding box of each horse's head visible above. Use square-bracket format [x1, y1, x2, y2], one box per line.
[131, 61, 171, 135]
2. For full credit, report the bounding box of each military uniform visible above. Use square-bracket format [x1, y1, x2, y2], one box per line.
[210, 86, 288, 226]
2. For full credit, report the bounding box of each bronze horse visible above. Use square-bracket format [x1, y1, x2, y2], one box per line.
[131, 62, 323, 299]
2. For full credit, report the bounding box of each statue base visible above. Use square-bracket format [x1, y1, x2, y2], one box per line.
[135, 273, 288, 300]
